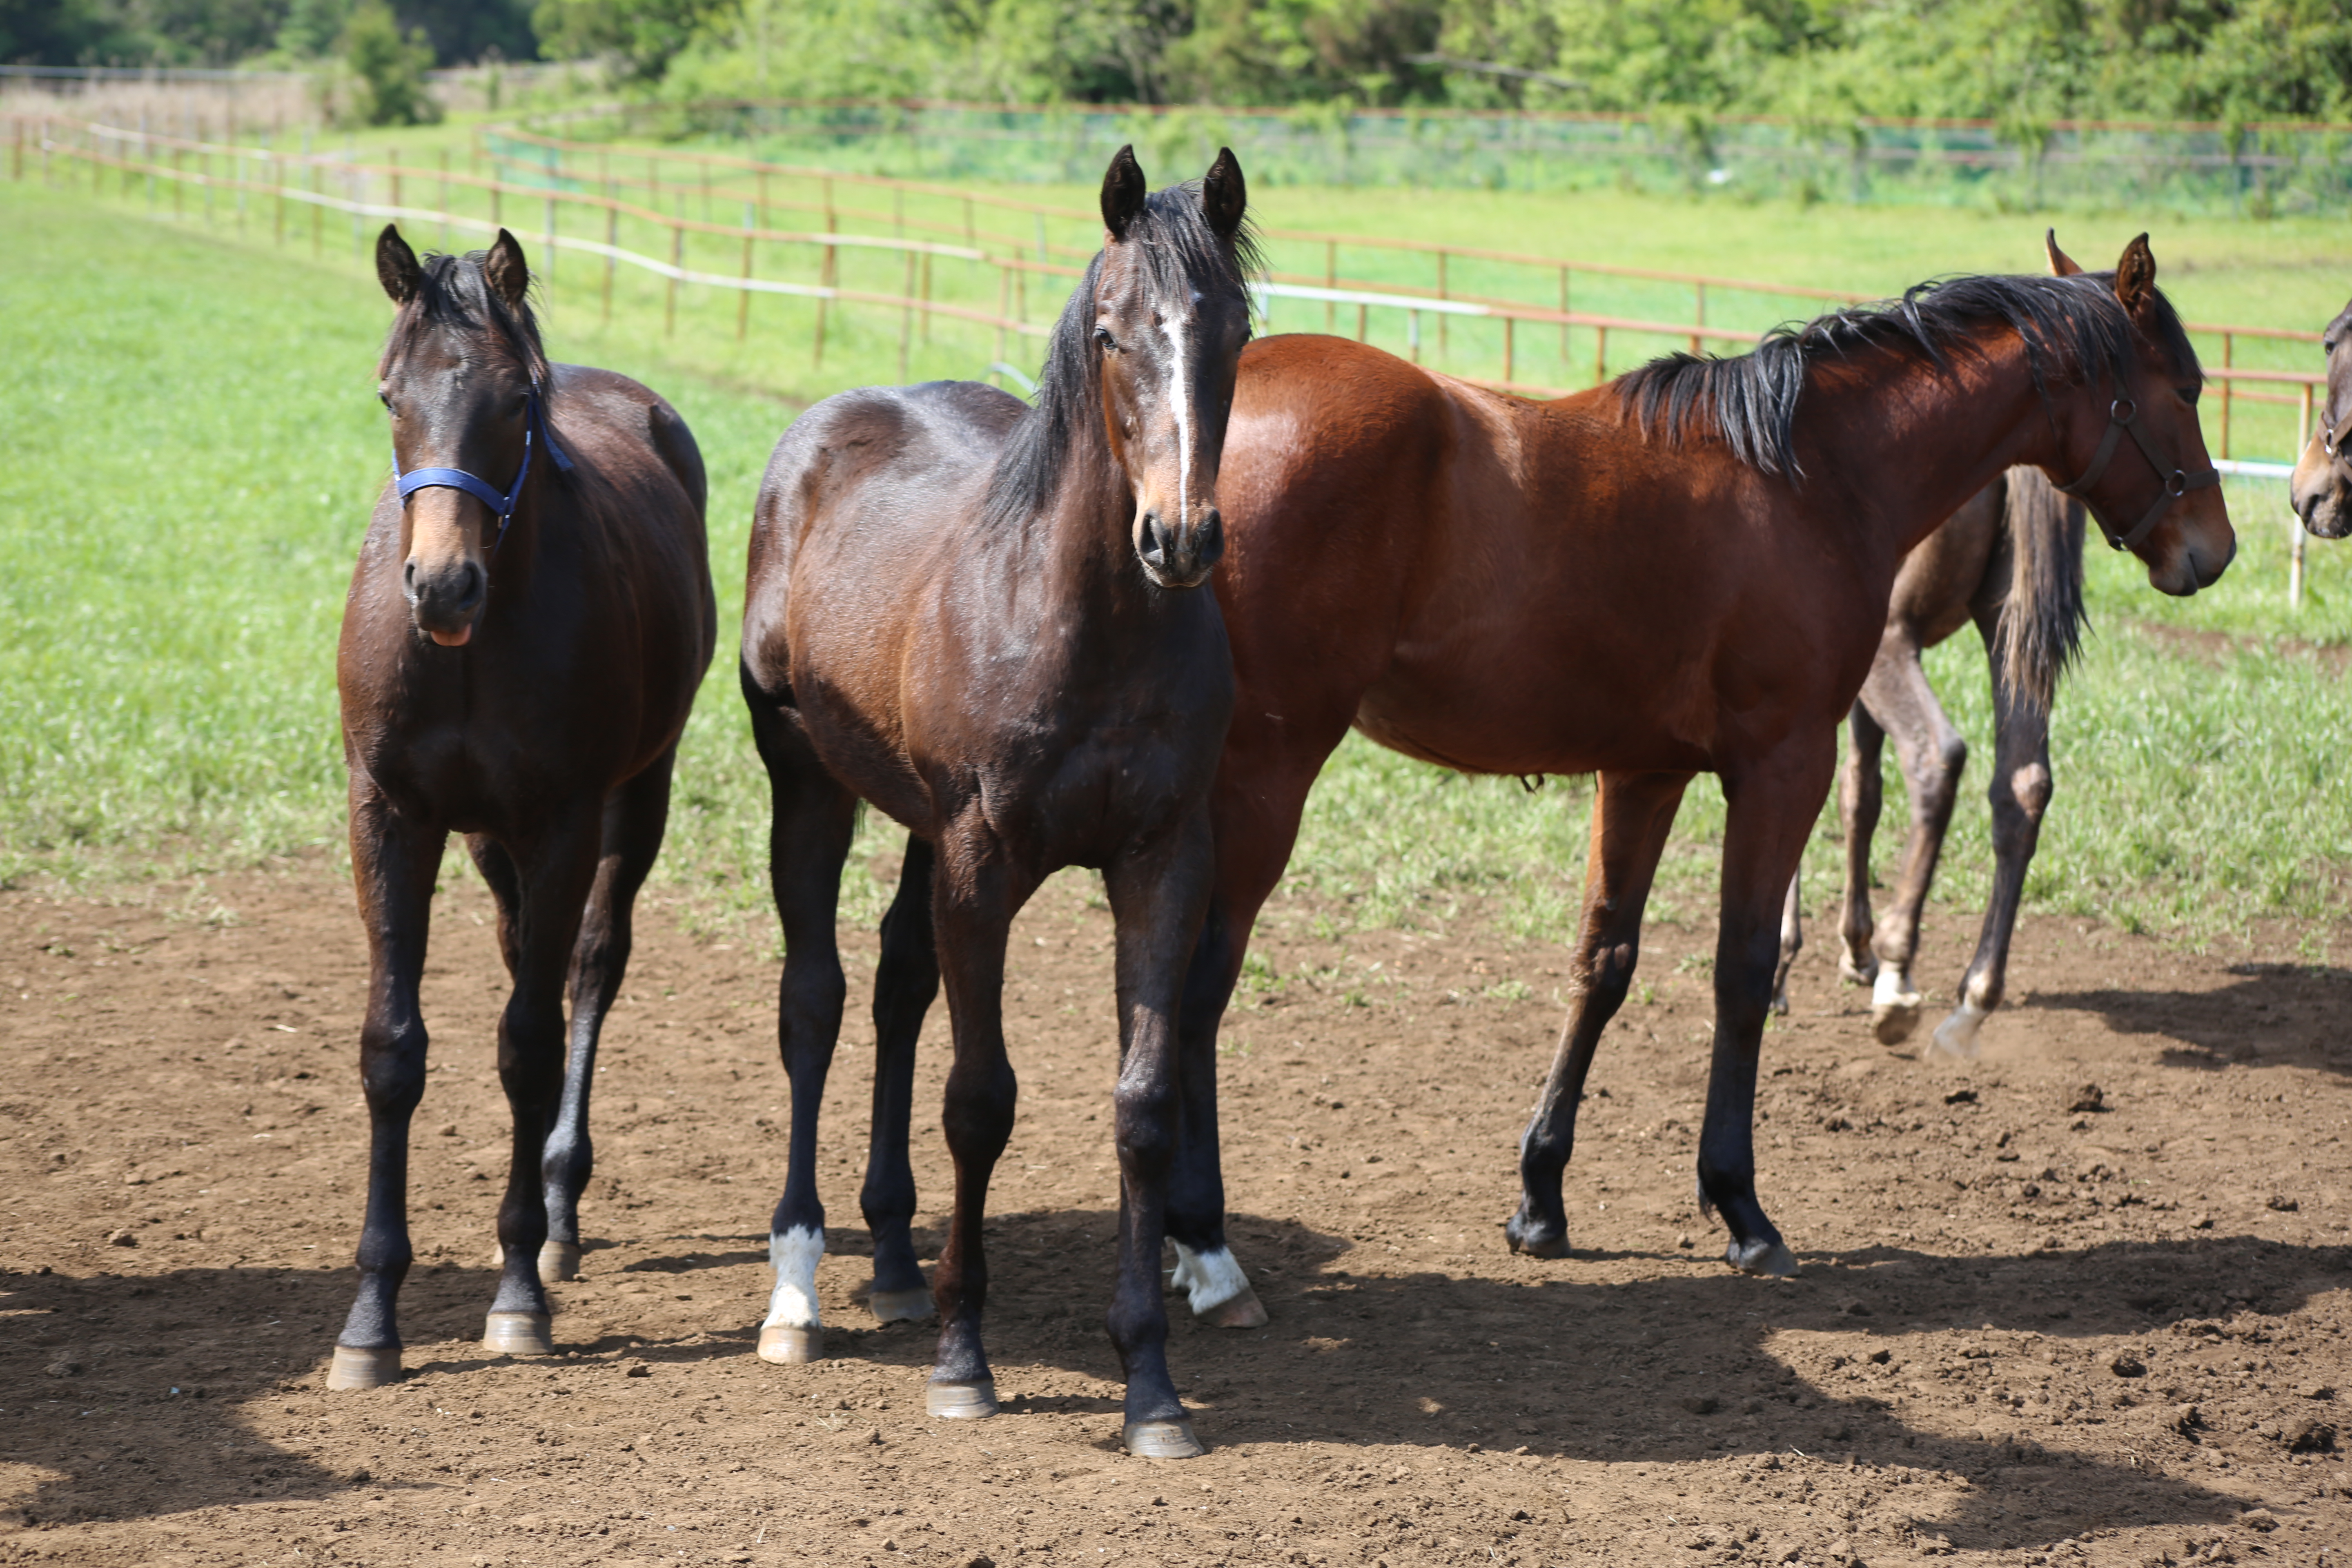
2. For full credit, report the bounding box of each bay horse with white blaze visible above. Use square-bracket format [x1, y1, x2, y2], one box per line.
[328, 227, 716, 1390]
[739, 149, 1255, 1458]
[1146, 234, 2232, 1296]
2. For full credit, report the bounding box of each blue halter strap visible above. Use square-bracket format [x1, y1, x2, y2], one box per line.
[392, 380, 574, 553]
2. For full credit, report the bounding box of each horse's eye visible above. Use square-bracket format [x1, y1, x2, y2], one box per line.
[377, 389, 391, 409]
[2178, 385, 2200, 408]
[1094, 327, 1118, 352]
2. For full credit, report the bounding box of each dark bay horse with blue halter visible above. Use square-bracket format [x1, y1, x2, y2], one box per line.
[1770, 231, 2098, 1062]
[1134, 234, 2232, 1303]
[327, 227, 716, 1391]
[738, 147, 1256, 1458]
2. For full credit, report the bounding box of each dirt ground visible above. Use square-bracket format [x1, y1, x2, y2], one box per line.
[2, 860, 2348, 1568]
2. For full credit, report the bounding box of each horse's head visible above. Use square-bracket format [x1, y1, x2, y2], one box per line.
[374, 225, 555, 647]
[2043, 231, 2234, 595]
[2290, 296, 2352, 539]
[1090, 145, 1254, 590]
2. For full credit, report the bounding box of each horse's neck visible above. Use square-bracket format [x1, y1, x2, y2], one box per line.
[1026, 461, 1165, 629]
[1803, 337, 2058, 564]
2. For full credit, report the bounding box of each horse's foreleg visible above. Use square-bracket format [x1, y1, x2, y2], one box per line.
[1506, 769, 1690, 1259]
[1837, 699, 1886, 987]
[329, 788, 444, 1391]
[926, 833, 1024, 1421]
[483, 807, 603, 1356]
[1856, 643, 1966, 1045]
[1103, 813, 1217, 1458]
[862, 834, 938, 1323]
[1933, 638, 2054, 1061]
[538, 747, 678, 1282]
[753, 735, 856, 1366]
[1700, 739, 1835, 1277]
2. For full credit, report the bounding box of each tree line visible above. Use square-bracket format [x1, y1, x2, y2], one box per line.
[7, 0, 2349, 127]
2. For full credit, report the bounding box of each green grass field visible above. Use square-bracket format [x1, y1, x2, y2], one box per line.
[2, 165, 2346, 966]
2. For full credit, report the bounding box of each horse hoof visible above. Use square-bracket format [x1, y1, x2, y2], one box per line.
[483, 1311, 554, 1357]
[326, 1345, 401, 1391]
[757, 1324, 823, 1365]
[1123, 1419, 1206, 1459]
[539, 1241, 582, 1282]
[926, 1379, 998, 1420]
[1769, 988, 1791, 1017]
[1194, 1284, 1268, 1330]
[868, 1287, 934, 1324]
[1928, 1003, 1988, 1061]
[1871, 999, 1921, 1045]
[1504, 1221, 1568, 1259]
[1726, 1240, 1799, 1278]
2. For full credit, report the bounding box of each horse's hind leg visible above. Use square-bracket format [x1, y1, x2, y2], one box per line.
[1769, 873, 1803, 1016]
[1101, 814, 1217, 1458]
[1506, 769, 1690, 1259]
[862, 834, 938, 1323]
[1699, 738, 1835, 1277]
[1165, 900, 1265, 1330]
[537, 746, 679, 1281]
[329, 788, 443, 1391]
[1836, 699, 1886, 987]
[751, 715, 857, 1365]
[1931, 620, 2054, 1062]
[484, 807, 604, 1356]
[1854, 642, 1967, 1046]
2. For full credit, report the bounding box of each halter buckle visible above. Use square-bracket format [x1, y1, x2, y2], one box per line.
[2109, 398, 2137, 424]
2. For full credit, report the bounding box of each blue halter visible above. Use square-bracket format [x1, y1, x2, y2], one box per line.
[392, 380, 574, 553]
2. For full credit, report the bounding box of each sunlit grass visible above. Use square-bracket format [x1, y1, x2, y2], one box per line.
[3, 175, 2345, 962]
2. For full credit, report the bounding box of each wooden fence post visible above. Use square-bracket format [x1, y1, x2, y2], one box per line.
[666, 219, 682, 335]
[1503, 316, 1515, 386]
[737, 209, 754, 342]
[603, 204, 618, 324]
[898, 248, 917, 381]
[813, 238, 837, 369]
[1594, 326, 1608, 387]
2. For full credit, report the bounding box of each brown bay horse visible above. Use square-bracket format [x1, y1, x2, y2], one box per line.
[738, 149, 1255, 1457]
[2290, 291, 2352, 540]
[1773, 236, 2103, 1062]
[1151, 235, 2234, 1293]
[329, 228, 716, 1390]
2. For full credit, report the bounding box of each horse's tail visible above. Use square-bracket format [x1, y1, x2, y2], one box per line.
[1995, 464, 2089, 714]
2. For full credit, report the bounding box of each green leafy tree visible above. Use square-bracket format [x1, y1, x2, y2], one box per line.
[342, 0, 440, 123]
[533, 0, 722, 80]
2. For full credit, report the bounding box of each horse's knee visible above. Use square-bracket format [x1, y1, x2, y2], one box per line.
[1113, 1077, 1179, 1169]
[1999, 760, 2052, 823]
[356, 1023, 428, 1116]
[1580, 940, 1639, 1012]
[942, 1061, 1017, 1157]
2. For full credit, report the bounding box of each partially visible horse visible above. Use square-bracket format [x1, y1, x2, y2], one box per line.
[738, 148, 1256, 1458]
[2290, 291, 2352, 541]
[328, 227, 716, 1390]
[1145, 234, 2232, 1305]
[1770, 232, 2098, 1060]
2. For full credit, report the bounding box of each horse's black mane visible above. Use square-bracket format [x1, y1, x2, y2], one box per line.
[1618, 271, 2201, 479]
[384, 247, 552, 383]
[979, 183, 1263, 532]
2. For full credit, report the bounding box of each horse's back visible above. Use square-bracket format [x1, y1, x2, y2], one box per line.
[744, 381, 1024, 695]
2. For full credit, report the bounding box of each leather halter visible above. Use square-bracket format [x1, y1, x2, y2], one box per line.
[2318, 387, 2352, 465]
[392, 379, 574, 555]
[2057, 394, 2219, 553]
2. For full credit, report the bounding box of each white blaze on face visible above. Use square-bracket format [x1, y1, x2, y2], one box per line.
[764, 1224, 825, 1330]
[1159, 309, 1193, 528]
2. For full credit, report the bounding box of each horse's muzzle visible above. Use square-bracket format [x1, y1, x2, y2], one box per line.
[1138, 506, 1225, 590]
[404, 555, 486, 646]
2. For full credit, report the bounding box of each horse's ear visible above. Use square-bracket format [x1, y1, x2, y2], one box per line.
[2044, 228, 2083, 277]
[2113, 233, 2157, 311]
[1100, 145, 1146, 241]
[376, 223, 421, 304]
[485, 228, 531, 311]
[1201, 147, 1247, 242]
